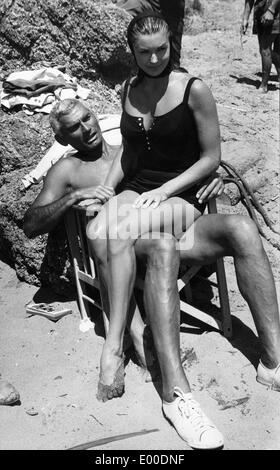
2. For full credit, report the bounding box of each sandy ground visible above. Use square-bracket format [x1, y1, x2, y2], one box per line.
[1, 0, 280, 451]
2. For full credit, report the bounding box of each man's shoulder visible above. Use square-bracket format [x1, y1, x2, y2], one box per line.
[53, 152, 81, 169]
[45, 152, 81, 183]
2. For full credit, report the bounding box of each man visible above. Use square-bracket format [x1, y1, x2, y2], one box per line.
[23, 98, 153, 371]
[24, 98, 280, 449]
[111, 0, 185, 67]
[241, 0, 280, 93]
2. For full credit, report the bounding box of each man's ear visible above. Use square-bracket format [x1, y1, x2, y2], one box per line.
[55, 134, 68, 146]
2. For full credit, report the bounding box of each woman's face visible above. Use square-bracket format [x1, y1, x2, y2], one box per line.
[133, 29, 170, 77]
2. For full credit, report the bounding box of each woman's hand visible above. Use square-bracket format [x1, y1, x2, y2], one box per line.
[196, 173, 224, 204]
[133, 189, 169, 209]
[261, 9, 274, 25]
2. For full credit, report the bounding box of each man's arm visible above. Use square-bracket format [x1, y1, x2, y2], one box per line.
[23, 159, 79, 238]
[241, 0, 255, 34]
[23, 159, 113, 238]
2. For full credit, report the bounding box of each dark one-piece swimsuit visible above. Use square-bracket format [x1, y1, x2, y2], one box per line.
[120, 75, 206, 213]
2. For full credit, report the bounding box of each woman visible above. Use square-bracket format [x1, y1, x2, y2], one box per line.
[87, 11, 223, 449]
[111, 0, 186, 67]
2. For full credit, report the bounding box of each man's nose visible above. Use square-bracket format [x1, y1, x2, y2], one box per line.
[80, 120, 90, 132]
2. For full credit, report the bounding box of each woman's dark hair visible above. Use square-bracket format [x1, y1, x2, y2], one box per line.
[127, 12, 171, 53]
[126, 11, 173, 86]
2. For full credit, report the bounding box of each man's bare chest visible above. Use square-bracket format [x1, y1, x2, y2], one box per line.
[70, 159, 112, 189]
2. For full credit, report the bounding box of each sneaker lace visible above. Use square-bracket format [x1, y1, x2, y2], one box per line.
[175, 387, 212, 433]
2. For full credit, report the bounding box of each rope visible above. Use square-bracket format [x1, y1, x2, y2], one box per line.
[220, 160, 280, 241]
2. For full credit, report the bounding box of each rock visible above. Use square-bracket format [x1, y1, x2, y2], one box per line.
[0, 163, 74, 295]
[0, 0, 132, 82]
[0, 0, 128, 294]
[0, 112, 52, 177]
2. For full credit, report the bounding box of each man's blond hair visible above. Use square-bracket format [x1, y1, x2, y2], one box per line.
[49, 99, 91, 136]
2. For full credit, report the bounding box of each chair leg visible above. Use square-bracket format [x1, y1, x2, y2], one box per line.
[216, 258, 232, 338]
[183, 283, 193, 303]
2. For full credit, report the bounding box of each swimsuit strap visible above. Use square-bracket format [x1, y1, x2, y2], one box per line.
[121, 78, 131, 109]
[183, 77, 201, 105]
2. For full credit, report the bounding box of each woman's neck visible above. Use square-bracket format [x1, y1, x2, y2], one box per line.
[141, 61, 173, 79]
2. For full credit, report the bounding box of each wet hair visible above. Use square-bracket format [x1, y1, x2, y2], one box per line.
[49, 98, 90, 136]
[127, 10, 171, 53]
[126, 10, 173, 86]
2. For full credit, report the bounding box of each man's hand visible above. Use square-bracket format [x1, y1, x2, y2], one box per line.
[133, 189, 169, 209]
[196, 173, 224, 204]
[75, 185, 115, 204]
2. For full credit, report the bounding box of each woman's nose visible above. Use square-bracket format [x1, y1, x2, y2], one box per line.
[150, 53, 158, 64]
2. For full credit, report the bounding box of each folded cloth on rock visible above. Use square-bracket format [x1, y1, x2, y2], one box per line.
[22, 114, 122, 188]
[1, 67, 90, 114]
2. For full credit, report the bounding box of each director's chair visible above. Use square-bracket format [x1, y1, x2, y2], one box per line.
[64, 198, 232, 337]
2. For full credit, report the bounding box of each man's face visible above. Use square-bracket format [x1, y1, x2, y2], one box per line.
[57, 102, 102, 154]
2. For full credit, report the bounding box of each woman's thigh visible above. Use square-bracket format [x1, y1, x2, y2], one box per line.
[86, 190, 139, 241]
[108, 194, 202, 241]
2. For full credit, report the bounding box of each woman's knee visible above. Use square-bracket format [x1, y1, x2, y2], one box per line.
[86, 215, 107, 242]
[106, 219, 135, 256]
[86, 218, 108, 263]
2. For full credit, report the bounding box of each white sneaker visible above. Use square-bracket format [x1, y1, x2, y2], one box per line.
[256, 361, 280, 391]
[162, 387, 224, 450]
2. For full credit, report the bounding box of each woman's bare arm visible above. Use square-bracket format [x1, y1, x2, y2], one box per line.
[158, 81, 221, 194]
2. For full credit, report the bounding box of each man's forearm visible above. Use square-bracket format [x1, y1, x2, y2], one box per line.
[23, 190, 78, 238]
[243, 0, 254, 19]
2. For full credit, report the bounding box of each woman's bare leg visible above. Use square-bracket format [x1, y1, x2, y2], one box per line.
[87, 204, 155, 387]
[87, 191, 201, 400]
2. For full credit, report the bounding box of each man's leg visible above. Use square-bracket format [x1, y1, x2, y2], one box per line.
[178, 214, 280, 372]
[134, 233, 224, 449]
[159, 0, 185, 67]
[272, 34, 280, 79]
[257, 31, 276, 92]
[135, 235, 190, 400]
[112, 0, 155, 16]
